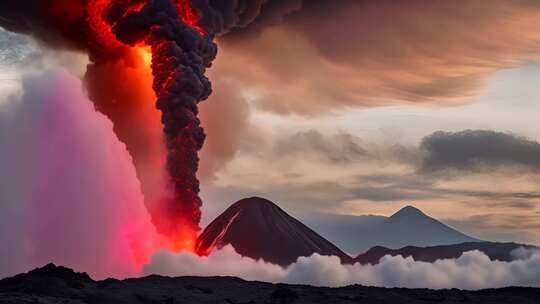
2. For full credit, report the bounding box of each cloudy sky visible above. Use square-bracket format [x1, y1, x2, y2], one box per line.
[1, 0, 540, 251]
[200, 0, 540, 246]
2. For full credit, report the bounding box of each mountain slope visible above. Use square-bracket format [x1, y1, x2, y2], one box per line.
[375, 206, 480, 248]
[196, 197, 353, 265]
[355, 242, 538, 264]
[304, 205, 480, 254]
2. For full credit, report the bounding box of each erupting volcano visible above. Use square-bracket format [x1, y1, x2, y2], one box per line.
[0, 0, 301, 255]
[0, 0, 216, 251]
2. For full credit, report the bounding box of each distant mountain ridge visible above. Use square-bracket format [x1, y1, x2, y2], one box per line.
[197, 197, 534, 266]
[303, 205, 480, 254]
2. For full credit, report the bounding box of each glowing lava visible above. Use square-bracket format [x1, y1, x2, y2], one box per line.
[87, 0, 123, 50]
[174, 0, 206, 35]
[84, 0, 215, 255]
[136, 46, 152, 65]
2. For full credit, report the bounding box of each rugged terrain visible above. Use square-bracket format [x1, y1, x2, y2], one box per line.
[1, 264, 540, 304]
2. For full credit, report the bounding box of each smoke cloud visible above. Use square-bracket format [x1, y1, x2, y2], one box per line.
[216, 0, 540, 115]
[198, 76, 250, 181]
[421, 130, 540, 173]
[144, 245, 540, 290]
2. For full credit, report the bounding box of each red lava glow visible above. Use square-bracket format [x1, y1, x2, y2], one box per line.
[87, 0, 123, 50]
[174, 0, 206, 35]
[136, 46, 152, 66]
[84, 0, 208, 258]
[87, 0, 146, 50]
[48, 0, 85, 25]
[170, 226, 198, 252]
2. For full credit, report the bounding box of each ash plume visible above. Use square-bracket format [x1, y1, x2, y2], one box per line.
[111, 0, 217, 239]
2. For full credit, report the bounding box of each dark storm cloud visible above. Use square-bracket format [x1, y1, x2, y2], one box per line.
[0, 1, 90, 52]
[267, 129, 540, 176]
[196, 0, 303, 35]
[420, 130, 540, 173]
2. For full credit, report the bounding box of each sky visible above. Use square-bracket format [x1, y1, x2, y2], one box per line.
[194, 0, 540, 245]
[1, 0, 540, 277]
[199, 61, 540, 245]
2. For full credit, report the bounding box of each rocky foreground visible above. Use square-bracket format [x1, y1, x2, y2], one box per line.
[1, 264, 540, 304]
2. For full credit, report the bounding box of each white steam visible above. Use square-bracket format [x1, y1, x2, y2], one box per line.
[144, 246, 540, 290]
[0, 69, 156, 279]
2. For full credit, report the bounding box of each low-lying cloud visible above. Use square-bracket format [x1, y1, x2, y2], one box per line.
[144, 246, 540, 290]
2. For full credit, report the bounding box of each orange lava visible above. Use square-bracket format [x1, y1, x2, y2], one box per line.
[87, 0, 146, 50]
[170, 226, 198, 252]
[136, 45, 152, 65]
[85, 0, 206, 258]
[174, 0, 206, 35]
[86, 0, 123, 50]
[87, 0, 205, 49]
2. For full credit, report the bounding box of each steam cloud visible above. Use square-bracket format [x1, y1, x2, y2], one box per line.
[0, 69, 156, 279]
[145, 246, 540, 290]
[215, 0, 540, 115]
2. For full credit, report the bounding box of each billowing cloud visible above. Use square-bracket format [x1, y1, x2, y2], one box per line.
[144, 246, 286, 282]
[216, 0, 540, 115]
[421, 130, 540, 173]
[144, 246, 540, 289]
[0, 69, 157, 279]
